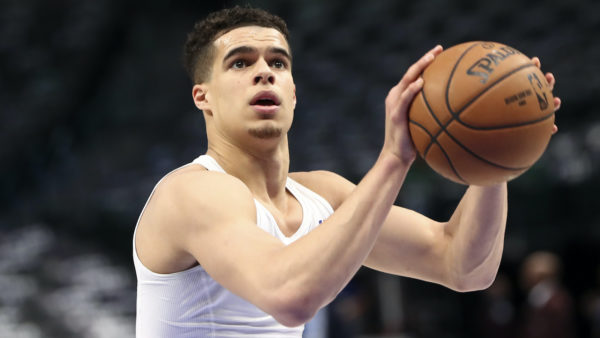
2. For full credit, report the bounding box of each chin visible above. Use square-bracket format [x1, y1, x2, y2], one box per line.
[248, 126, 283, 139]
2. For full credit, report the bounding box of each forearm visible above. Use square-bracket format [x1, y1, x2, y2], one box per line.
[275, 152, 411, 313]
[444, 183, 508, 291]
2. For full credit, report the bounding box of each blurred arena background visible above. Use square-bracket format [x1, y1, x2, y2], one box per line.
[1, 0, 599, 337]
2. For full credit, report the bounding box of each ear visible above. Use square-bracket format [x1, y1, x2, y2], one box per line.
[192, 84, 211, 115]
[293, 85, 297, 109]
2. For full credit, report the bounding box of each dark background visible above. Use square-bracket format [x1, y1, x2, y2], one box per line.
[1, 0, 599, 337]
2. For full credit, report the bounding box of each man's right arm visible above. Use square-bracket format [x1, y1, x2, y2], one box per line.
[151, 154, 410, 327]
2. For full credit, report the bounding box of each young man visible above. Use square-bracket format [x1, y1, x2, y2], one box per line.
[133, 6, 560, 337]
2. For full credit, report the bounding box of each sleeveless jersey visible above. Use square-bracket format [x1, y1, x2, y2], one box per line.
[133, 154, 334, 337]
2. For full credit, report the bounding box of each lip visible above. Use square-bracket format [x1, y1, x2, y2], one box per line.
[252, 105, 280, 116]
[249, 91, 282, 106]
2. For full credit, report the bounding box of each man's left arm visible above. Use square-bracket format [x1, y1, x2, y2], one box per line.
[364, 183, 507, 292]
[364, 57, 558, 291]
[293, 170, 507, 292]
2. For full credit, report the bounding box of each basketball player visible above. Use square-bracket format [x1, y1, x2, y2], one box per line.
[133, 6, 560, 337]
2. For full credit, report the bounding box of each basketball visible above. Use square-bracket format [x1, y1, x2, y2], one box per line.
[408, 41, 555, 186]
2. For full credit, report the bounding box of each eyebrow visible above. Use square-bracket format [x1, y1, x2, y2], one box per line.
[223, 46, 292, 63]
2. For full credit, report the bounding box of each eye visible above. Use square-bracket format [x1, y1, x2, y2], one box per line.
[231, 59, 247, 69]
[271, 59, 287, 69]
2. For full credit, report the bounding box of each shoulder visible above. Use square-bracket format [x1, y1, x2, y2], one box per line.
[157, 164, 255, 213]
[142, 164, 257, 242]
[136, 164, 257, 273]
[160, 164, 249, 195]
[146, 165, 257, 232]
[289, 170, 355, 209]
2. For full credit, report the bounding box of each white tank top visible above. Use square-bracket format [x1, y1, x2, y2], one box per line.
[133, 154, 334, 337]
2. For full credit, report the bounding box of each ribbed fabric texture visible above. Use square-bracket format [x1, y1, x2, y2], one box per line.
[134, 154, 334, 337]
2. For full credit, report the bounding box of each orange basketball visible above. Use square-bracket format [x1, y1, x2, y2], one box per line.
[408, 41, 555, 186]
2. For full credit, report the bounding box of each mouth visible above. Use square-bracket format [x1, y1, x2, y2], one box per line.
[250, 91, 281, 107]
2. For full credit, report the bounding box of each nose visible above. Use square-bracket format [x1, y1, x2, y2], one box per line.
[254, 71, 275, 85]
[253, 60, 275, 85]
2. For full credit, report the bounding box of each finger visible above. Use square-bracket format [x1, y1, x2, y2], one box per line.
[552, 125, 558, 135]
[398, 52, 433, 88]
[398, 45, 443, 89]
[545, 72, 555, 90]
[553, 97, 561, 111]
[401, 77, 424, 104]
[391, 78, 424, 123]
[531, 56, 541, 68]
[426, 44, 444, 56]
[405, 77, 425, 97]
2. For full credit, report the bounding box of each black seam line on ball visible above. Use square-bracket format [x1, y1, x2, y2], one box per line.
[422, 85, 528, 171]
[443, 41, 545, 129]
[425, 42, 481, 157]
[447, 63, 539, 127]
[445, 41, 482, 117]
[409, 119, 466, 184]
[422, 90, 447, 157]
[452, 111, 555, 131]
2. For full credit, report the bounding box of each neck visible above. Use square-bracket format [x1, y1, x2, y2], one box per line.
[206, 134, 290, 205]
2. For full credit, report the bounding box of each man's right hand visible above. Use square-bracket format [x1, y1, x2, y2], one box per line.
[382, 45, 443, 165]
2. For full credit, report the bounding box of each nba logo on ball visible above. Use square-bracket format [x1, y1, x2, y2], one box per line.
[408, 41, 555, 186]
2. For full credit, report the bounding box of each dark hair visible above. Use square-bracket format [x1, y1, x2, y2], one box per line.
[183, 6, 290, 84]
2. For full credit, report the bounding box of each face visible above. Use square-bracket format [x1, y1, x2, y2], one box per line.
[194, 26, 296, 143]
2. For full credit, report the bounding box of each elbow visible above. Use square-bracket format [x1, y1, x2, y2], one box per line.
[449, 270, 498, 293]
[445, 238, 504, 293]
[270, 290, 321, 327]
[446, 255, 500, 292]
[273, 308, 314, 328]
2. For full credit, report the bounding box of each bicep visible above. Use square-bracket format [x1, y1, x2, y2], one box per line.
[363, 205, 451, 286]
[186, 211, 289, 304]
[167, 172, 288, 312]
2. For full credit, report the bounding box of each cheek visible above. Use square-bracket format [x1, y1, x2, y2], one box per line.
[215, 79, 245, 108]
[290, 88, 297, 108]
[228, 78, 245, 96]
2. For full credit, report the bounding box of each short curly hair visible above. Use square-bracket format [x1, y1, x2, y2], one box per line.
[183, 6, 290, 84]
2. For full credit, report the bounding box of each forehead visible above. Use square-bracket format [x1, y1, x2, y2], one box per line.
[213, 26, 290, 56]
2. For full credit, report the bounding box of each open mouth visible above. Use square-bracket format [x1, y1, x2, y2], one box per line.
[250, 91, 281, 107]
[254, 98, 277, 106]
